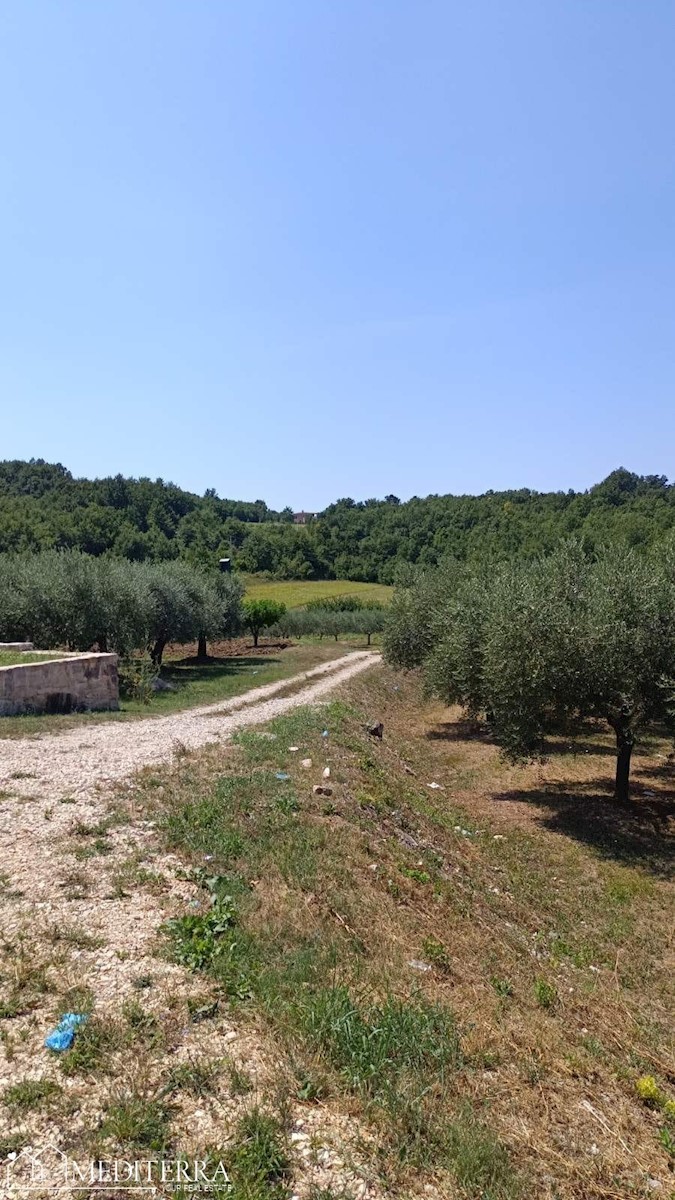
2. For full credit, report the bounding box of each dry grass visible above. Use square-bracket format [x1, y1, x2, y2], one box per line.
[1, 661, 671, 1198]
[136, 664, 674, 1197]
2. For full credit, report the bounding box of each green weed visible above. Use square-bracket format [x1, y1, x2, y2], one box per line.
[3, 1077, 62, 1112]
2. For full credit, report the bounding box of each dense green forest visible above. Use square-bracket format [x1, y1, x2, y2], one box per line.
[1, 459, 674, 581]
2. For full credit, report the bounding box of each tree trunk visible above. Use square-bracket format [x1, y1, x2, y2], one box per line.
[614, 725, 634, 804]
[98, 634, 108, 653]
[197, 632, 208, 660]
[252, 628, 259, 647]
[151, 638, 166, 667]
[367, 632, 371, 645]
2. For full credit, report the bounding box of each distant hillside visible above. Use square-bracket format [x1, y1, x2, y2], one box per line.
[0, 459, 674, 581]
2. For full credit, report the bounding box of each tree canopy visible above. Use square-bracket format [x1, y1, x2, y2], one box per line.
[2, 460, 675, 581]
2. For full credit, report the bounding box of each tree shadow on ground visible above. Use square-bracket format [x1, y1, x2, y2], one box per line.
[162, 656, 282, 688]
[493, 776, 675, 878]
[425, 719, 494, 744]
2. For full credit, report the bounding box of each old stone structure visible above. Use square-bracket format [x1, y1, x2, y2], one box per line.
[0, 653, 119, 716]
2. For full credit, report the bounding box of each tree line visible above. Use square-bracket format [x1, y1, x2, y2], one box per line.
[383, 539, 675, 802]
[2, 460, 675, 581]
[0, 551, 243, 665]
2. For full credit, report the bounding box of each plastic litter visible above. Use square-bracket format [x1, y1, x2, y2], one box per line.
[367, 722, 384, 739]
[427, 782, 443, 790]
[288, 746, 299, 752]
[275, 772, 291, 782]
[321, 730, 329, 738]
[45, 1012, 88, 1052]
[313, 785, 333, 797]
[407, 960, 432, 973]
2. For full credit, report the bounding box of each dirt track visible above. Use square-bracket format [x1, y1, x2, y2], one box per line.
[0, 650, 380, 802]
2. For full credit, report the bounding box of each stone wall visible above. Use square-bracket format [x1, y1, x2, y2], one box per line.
[0, 653, 119, 716]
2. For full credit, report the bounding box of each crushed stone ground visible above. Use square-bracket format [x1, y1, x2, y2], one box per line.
[0, 651, 404, 1200]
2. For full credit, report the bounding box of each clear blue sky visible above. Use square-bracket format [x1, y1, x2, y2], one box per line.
[1, 1, 674, 509]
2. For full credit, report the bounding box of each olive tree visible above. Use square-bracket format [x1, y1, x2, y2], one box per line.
[385, 542, 675, 803]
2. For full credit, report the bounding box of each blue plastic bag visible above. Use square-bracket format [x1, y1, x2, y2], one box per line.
[45, 1012, 88, 1052]
[275, 772, 291, 781]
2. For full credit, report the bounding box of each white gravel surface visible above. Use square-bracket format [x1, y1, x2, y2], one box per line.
[0, 650, 380, 800]
[0, 649, 393, 1199]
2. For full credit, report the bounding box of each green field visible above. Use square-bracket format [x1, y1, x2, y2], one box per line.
[242, 577, 392, 608]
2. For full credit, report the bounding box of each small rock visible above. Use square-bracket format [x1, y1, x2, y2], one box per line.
[288, 746, 299, 752]
[150, 677, 176, 692]
[224, 1030, 237, 1043]
[322, 767, 330, 779]
[367, 722, 384, 739]
[301, 758, 312, 769]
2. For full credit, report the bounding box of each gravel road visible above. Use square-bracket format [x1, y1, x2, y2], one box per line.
[0, 649, 380, 801]
[0, 650, 387, 1199]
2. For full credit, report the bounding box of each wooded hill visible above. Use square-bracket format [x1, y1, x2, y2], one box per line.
[1, 459, 674, 582]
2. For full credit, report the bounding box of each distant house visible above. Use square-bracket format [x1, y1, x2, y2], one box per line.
[293, 511, 318, 525]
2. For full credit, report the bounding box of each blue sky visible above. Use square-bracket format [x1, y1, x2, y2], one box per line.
[1, 1, 674, 508]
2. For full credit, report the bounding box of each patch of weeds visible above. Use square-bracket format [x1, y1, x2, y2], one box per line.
[122, 999, 163, 1049]
[296, 985, 461, 1109]
[99, 1092, 172, 1152]
[45, 924, 105, 951]
[441, 1108, 521, 1199]
[402, 866, 432, 885]
[228, 1062, 254, 1096]
[0, 958, 53, 1018]
[131, 974, 154, 991]
[164, 896, 238, 972]
[422, 937, 452, 974]
[635, 1074, 675, 1117]
[9, 771, 35, 780]
[604, 868, 654, 905]
[227, 1107, 291, 1199]
[294, 1073, 325, 1103]
[0, 1135, 22, 1159]
[163, 1057, 221, 1098]
[275, 792, 299, 815]
[491, 977, 514, 999]
[73, 836, 112, 860]
[187, 995, 219, 1023]
[659, 1126, 675, 1160]
[164, 891, 255, 1001]
[0, 872, 23, 900]
[3, 1077, 62, 1113]
[58, 1016, 124, 1077]
[534, 978, 558, 1010]
[59, 867, 91, 899]
[109, 859, 165, 899]
[58, 984, 94, 1014]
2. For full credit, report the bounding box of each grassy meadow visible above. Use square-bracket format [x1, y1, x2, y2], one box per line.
[242, 577, 392, 608]
[105, 663, 674, 1198]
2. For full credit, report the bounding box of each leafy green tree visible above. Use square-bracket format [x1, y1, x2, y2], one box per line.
[242, 599, 286, 647]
